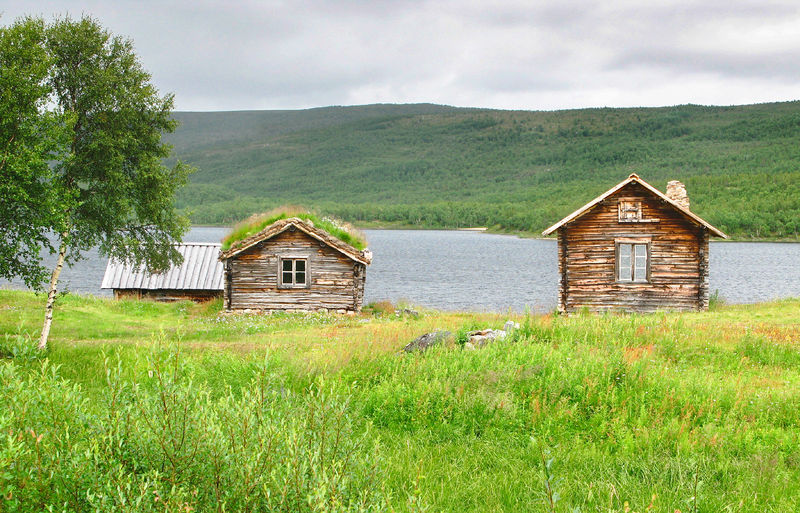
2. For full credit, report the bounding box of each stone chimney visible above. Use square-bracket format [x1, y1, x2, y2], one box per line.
[666, 180, 690, 210]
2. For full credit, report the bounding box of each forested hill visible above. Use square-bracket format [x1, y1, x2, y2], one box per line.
[167, 101, 800, 239]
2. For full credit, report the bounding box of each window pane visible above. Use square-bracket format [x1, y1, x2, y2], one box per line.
[618, 243, 632, 281]
[282, 260, 292, 272]
[634, 244, 647, 281]
[295, 260, 305, 272]
[282, 271, 293, 284]
[295, 272, 306, 285]
[634, 262, 647, 281]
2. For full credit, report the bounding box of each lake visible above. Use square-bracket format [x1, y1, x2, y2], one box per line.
[2, 228, 799, 312]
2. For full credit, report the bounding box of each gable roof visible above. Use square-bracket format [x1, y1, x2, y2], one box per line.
[541, 174, 727, 238]
[218, 217, 372, 265]
[101, 243, 224, 291]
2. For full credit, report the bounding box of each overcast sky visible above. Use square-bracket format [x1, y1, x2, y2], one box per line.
[4, 1, 800, 111]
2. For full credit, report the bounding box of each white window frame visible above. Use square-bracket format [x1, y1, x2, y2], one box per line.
[618, 199, 643, 222]
[278, 257, 310, 289]
[615, 238, 650, 283]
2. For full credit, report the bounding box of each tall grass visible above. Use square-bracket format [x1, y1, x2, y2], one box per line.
[1, 340, 391, 512]
[2, 291, 799, 511]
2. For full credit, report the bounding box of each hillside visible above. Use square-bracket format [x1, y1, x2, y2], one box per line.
[167, 102, 800, 239]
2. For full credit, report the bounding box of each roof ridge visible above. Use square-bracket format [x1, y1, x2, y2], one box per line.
[542, 174, 727, 238]
[219, 217, 371, 264]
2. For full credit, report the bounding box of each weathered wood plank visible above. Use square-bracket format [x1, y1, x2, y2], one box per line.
[226, 228, 366, 312]
[558, 181, 711, 313]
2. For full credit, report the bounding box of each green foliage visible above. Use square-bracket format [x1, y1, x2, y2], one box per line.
[1, 15, 195, 348]
[221, 208, 367, 250]
[45, 15, 193, 272]
[0, 345, 389, 512]
[0, 330, 42, 361]
[0, 14, 193, 286]
[0, 17, 67, 287]
[168, 102, 800, 240]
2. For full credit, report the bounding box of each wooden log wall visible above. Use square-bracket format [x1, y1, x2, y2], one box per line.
[114, 289, 222, 302]
[226, 229, 365, 312]
[560, 182, 708, 313]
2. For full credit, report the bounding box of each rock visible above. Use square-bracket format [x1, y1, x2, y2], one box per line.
[466, 328, 507, 348]
[396, 308, 420, 318]
[403, 330, 453, 353]
[463, 342, 476, 351]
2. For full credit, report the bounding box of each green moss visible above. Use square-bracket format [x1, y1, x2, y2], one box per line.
[220, 210, 367, 251]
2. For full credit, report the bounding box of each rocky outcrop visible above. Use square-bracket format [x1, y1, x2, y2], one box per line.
[403, 330, 453, 353]
[463, 321, 520, 351]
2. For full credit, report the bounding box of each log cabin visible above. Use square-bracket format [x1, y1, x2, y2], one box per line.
[101, 243, 224, 301]
[218, 217, 372, 313]
[542, 174, 727, 313]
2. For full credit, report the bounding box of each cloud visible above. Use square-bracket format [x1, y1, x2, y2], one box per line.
[3, 0, 800, 110]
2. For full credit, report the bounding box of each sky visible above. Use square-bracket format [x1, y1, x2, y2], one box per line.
[4, 0, 800, 112]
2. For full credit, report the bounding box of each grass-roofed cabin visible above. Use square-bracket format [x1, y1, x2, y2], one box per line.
[542, 174, 727, 313]
[219, 216, 372, 313]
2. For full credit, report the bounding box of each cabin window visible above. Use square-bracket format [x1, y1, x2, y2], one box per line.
[616, 242, 649, 282]
[618, 200, 642, 222]
[279, 258, 308, 288]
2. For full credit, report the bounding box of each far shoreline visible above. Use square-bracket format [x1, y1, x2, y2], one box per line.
[188, 223, 800, 243]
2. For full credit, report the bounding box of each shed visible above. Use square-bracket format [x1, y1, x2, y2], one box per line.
[218, 217, 372, 312]
[542, 174, 727, 313]
[101, 243, 224, 301]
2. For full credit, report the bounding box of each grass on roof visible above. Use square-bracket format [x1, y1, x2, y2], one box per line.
[221, 206, 367, 251]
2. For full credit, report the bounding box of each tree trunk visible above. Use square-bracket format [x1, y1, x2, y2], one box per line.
[38, 232, 69, 350]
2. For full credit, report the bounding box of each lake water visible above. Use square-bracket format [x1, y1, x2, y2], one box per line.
[2, 227, 799, 312]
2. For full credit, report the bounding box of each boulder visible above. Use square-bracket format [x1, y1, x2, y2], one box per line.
[403, 330, 453, 353]
[397, 308, 420, 318]
[467, 328, 506, 348]
[464, 321, 518, 349]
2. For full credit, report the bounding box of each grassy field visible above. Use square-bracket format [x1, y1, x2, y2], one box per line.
[2, 289, 799, 512]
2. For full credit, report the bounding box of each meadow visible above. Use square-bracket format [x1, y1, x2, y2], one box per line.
[1, 289, 799, 512]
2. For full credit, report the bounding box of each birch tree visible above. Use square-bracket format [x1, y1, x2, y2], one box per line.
[1, 15, 192, 349]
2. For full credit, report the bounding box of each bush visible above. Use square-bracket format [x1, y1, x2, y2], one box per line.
[0, 346, 388, 512]
[0, 330, 41, 361]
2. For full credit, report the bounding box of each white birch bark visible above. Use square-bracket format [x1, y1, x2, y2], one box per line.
[38, 232, 68, 350]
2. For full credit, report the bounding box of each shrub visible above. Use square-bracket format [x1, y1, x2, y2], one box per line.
[0, 346, 389, 512]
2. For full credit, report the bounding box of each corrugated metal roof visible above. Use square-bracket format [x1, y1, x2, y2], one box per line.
[101, 243, 224, 291]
